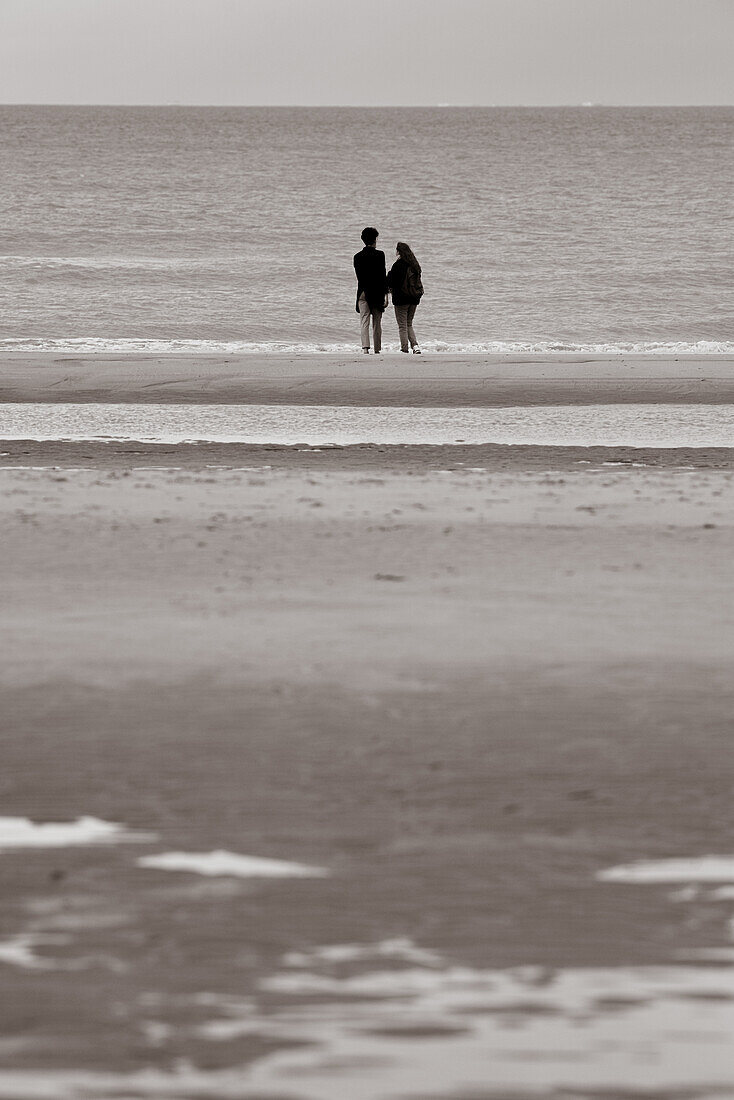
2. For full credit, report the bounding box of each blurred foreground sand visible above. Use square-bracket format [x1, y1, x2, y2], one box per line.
[1, 360, 734, 1092]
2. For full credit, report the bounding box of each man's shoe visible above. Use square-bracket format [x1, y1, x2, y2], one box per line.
[412, 347, 422, 354]
[363, 348, 370, 354]
[400, 348, 409, 353]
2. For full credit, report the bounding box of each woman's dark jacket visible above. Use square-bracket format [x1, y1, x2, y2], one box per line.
[354, 247, 387, 312]
[387, 257, 422, 306]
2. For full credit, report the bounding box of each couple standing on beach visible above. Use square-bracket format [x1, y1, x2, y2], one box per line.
[354, 227, 423, 355]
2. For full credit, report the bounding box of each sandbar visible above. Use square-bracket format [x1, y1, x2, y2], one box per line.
[1, 351, 733, 405]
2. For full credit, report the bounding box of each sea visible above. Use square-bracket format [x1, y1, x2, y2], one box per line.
[1, 104, 733, 355]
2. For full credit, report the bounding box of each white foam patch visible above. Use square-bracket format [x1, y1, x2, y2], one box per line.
[0, 816, 155, 851]
[598, 855, 734, 884]
[283, 938, 442, 969]
[137, 850, 328, 879]
[668, 885, 701, 902]
[2, 336, 734, 355]
[0, 934, 126, 973]
[0, 935, 58, 971]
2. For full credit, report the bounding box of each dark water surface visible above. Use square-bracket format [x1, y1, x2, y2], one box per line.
[2, 105, 733, 353]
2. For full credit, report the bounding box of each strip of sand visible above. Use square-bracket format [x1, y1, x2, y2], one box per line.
[1, 352, 733, 405]
[4, 462, 733, 692]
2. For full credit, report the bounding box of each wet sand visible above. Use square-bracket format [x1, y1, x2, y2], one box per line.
[2, 350, 734, 405]
[1, 356, 734, 1095]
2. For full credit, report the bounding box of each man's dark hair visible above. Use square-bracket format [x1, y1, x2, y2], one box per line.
[361, 226, 379, 245]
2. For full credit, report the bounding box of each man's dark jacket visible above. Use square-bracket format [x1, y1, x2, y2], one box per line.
[354, 247, 387, 312]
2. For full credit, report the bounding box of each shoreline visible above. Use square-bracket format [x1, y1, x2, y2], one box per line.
[1, 352, 734, 406]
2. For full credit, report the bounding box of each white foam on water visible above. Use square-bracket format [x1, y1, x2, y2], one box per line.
[137, 850, 329, 879]
[668, 885, 702, 902]
[2, 336, 734, 355]
[0, 816, 155, 851]
[598, 856, 734, 884]
[283, 938, 443, 969]
[0, 934, 59, 971]
[0, 933, 126, 973]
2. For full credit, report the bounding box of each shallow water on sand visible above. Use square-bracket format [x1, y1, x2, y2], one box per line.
[3, 402, 734, 448]
[1, 816, 734, 1097]
[2, 932, 734, 1098]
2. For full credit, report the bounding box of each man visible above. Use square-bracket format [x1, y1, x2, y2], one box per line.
[353, 226, 388, 354]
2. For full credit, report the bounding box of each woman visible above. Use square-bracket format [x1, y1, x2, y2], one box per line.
[387, 241, 423, 354]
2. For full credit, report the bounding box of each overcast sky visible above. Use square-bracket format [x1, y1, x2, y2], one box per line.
[1, 0, 732, 106]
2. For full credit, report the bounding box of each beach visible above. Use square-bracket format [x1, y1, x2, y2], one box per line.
[1, 353, 734, 1096]
[3, 350, 734, 405]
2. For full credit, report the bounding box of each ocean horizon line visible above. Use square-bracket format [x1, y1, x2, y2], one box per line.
[3, 102, 734, 110]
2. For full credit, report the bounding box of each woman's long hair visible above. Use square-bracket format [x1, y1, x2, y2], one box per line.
[396, 241, 421, 275]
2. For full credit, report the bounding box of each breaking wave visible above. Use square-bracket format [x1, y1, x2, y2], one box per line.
[1, 338, 733, 356]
